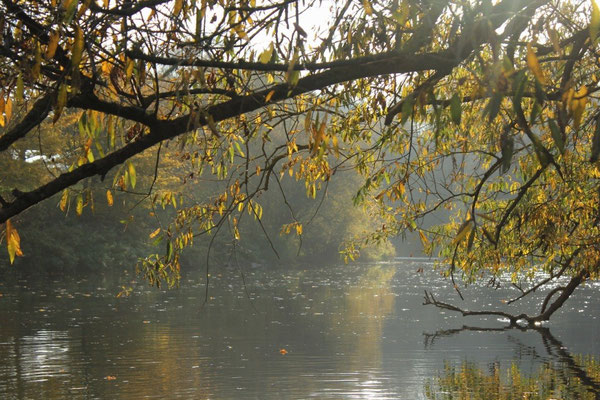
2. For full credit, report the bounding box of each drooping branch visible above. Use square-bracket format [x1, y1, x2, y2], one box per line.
[424, 269, 588, 326]
[423, 290, 529, 325]
[0, 50, 456, 223]
[507, 249, 581, 305]
[0, 0, 549, 225]
[494, 167, 546, 244]
[535, 269, 588, 322]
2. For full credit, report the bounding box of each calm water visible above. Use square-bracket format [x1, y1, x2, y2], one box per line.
[1, 259, 599, 399]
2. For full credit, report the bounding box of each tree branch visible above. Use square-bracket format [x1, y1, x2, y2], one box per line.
[0, 93, 53, 152]
[424, 268, 587, 326]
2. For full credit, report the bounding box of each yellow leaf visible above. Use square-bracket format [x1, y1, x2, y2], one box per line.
[295, 224, 303, 235]
[265, 90, 276, 103]
[570, 86, 588, 129]
[149, 227, 161, 239]
[16, 73, 23, 103]
[5, 97, 12, 123]
[84, 137, 93, 154]
[259, 44, 273, 63]
[106, 189, 113, 206]
[32, 41, 41, 80]
[312, 118, 327, 154]
[101, 59, 112, 75]
[475, 212, 496, 223]
[125, 58, 135, 80]
[6, 219, 24, 264]
[363, 0, 374, 15]
[60, 189, 69, 211]
[304, 110, 312, 135]
[71, 26, 84, 69]
[127, 161, 136, 189]
[174, 0, 183, 16]
[591, 0, 600, 42]
[54, 84, 67, 123]
[234, 25, 248, 40]
[331, 133, 339, 157]
[76, 194, 83, 216]
[526, 44, 546, 85]
[419, 230, 429, 247]
[452, 220, 473, 246]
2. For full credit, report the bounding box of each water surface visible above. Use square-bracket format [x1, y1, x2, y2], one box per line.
[1, 259, 599, 399]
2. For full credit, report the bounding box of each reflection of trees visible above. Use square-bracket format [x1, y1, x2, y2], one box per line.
[423, 326, 600, 399]
[340, 265, 397, 367]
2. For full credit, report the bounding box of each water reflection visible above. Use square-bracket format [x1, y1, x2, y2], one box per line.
[1, 261, 599, 399]
[424, 326, 600, 399]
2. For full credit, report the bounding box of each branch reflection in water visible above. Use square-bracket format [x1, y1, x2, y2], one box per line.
[423, 325, 600, 399]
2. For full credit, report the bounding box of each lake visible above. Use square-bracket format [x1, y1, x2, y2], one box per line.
[1, 259, 599, 399]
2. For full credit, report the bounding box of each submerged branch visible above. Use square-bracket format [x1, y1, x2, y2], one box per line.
[424, 269, 587, 326]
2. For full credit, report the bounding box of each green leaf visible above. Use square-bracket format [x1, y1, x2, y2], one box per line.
[16, 73, 23, 103]
[487, 92, 503, 123]
[166, 240, 173, 262]
[591, 117, 600, 162]
[529, 101, 541, 125]
[63, 0, 79, 24]
[71, 26, 84, 69]
[512, 70, 527, 112]
[548, 119, 565, 155]
[500, 128, 514, 173]
[534, 79, 546, 105]
[467, 226, 476, 252]
[450, 93, 462, 125]
[591, 0, 600, 43]
[400, 95, 414, 124]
